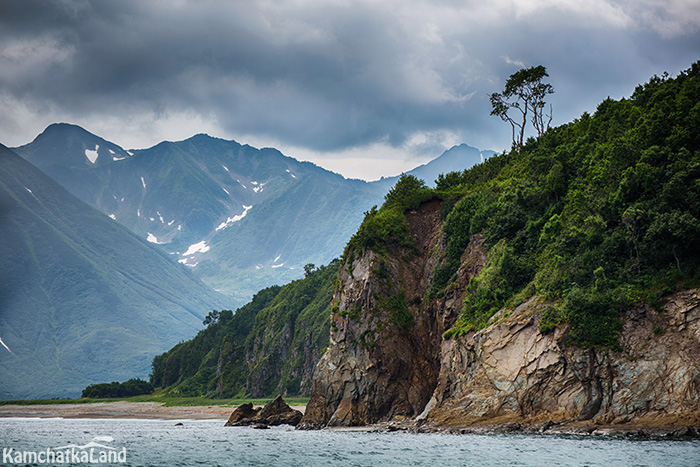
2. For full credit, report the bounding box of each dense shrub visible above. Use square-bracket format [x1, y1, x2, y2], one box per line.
[81, 378, 154, 398]
[439, 62, 700, 347]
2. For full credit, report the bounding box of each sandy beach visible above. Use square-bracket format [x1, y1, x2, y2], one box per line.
[0, 401, 306, 420]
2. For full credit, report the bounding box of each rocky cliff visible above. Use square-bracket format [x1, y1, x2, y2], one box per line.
[299, 199, 700, 432]
[300, 199, 484, 427]
[424, 290, 700, 432]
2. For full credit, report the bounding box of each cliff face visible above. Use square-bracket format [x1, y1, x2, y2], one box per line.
[301, 200, 486, 427]
[426, 290, 700, 429]
[300, 199, 700, 431]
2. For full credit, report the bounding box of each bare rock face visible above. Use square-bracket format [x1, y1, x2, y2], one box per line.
[300, 200, 487, 428]
[224, 402, 258, 426]
[225, 396, 303, 427]
[425, 290, 700, 430]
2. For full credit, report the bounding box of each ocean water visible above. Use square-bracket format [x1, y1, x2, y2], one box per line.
[1, 418, 699, 466]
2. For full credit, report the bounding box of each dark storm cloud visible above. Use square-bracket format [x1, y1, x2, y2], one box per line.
[0, 0, 698, 157]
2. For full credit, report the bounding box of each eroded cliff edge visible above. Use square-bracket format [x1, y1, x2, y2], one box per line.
[299, 199, 700, 433]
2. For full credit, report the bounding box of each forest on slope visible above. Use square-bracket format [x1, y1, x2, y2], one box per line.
[149, 262, 337, 397]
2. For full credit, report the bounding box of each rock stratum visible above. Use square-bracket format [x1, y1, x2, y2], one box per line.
[299, 200, 700, 433]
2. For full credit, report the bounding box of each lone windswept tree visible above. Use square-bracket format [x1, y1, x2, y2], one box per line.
[490, 65, 554, 153]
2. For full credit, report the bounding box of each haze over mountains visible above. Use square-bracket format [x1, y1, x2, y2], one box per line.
[13, 124, 492, 306]
[0, 144, 229, 399]
[0, 123, 490, 399]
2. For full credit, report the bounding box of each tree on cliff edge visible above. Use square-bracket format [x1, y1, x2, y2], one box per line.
[490, 65, 554, 154]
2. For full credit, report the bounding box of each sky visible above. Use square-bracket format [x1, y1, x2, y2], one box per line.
[0, 0, 698, 181]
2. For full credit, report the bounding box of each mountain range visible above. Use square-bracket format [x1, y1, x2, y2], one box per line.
[13, 124, 492, 306]
[0, 144, 229, 399]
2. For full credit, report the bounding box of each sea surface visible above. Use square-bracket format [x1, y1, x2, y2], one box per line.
[1, 418, 699, 466]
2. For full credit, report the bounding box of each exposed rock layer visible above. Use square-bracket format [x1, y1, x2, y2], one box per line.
[299, 199, 700, 432]
[426, 290, 700, 430]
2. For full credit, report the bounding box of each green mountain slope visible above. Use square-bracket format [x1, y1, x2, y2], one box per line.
[0, 145, 229, 399]
[150, 262, 338, 397]
[348, 61, 700, 348]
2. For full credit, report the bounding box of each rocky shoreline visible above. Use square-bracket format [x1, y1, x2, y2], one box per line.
[295, 417, 700, 438]
[373, 417, 700, 438]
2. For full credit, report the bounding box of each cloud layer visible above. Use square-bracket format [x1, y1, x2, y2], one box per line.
[1, 0, 698, 179]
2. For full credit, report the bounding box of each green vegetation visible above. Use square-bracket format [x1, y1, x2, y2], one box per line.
[343, 174, 435, 261]
[339, 62, 700, 349]
[81, 379, 154, 398]
[379, 290, 414, 330]
[442, 62, 700, 347]
[150, 261, 339, 398]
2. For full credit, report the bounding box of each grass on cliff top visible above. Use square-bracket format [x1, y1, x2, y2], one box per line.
[0, 395, 309, 407]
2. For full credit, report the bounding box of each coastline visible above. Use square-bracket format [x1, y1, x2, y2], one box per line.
[2, 401, 696, 438]
[0, 401, 306, 420]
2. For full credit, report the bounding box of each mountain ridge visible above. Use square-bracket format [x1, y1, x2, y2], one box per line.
[0, 143, 230, 399]
[13, 126, 489, 305]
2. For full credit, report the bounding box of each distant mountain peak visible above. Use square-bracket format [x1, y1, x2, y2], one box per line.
[16, 123, 131, 169]
[371, 142, 495, 188]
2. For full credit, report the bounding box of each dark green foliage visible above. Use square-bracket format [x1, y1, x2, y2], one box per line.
[428, 190, 496, 297]
[202, 310, 220, 326]
[150, 286, 280, 392]
[343, 205, 409, 259]
[539, 306, 565, 334]
[343, 175, 436, 261]
[442, 62, 700, 348]
[150, 261, 339, 398]
[81, 379, 154, 398]
[236, 260, 338, 396]
[383, 174, 431, 209]
[562, 288, 621, 348]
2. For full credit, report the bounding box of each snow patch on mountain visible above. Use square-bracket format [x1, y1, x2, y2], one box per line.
[215, 205, 252, 231]
[85, 145, 99, 164]
[182, 241, 210, 256]
[147, 232, 166, 244]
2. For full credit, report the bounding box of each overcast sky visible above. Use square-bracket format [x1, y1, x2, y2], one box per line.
[1, 0, 698, 180]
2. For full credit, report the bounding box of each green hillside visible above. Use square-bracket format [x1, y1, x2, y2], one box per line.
[150, 261, 337, 397]
[0, 146, 229, 399]
[349, 61, 700, 347]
